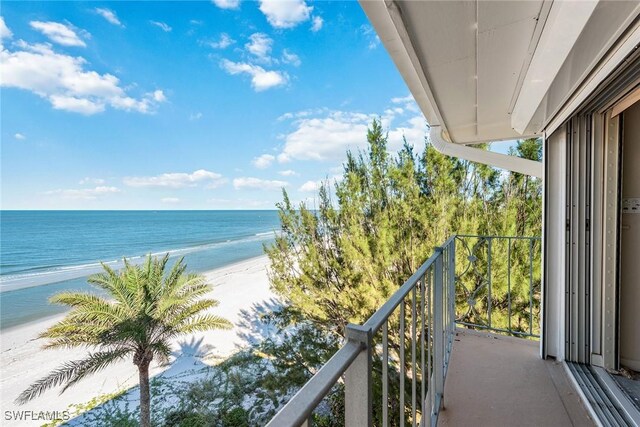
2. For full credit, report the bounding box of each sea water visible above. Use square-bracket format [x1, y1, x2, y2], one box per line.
[0, 210, 281, 329]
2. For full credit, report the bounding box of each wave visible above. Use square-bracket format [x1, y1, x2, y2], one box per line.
[0, 232, 278, 293]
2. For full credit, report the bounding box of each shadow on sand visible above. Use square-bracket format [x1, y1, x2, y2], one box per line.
[235, 297, 282, 349]
[63, 337, 212, 425]
[62, 300, 282, 425]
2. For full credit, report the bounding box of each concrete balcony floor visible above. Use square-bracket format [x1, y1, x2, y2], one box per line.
[439, 329, 595, 426]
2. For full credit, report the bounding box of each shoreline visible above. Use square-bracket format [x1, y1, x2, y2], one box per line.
[0, 255, 277, 426]
[0, 253, 273, 331]
[0, 244, 275, 294]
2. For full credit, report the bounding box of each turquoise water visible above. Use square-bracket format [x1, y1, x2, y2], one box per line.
[0, 211, 281, 329]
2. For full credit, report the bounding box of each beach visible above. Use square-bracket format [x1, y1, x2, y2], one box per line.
[0, 255, 276, 426]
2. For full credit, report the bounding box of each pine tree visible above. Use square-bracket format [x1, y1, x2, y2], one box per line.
[264, 120, 543, 424]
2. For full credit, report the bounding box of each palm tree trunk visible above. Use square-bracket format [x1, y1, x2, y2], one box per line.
[138, 362, 151, 427]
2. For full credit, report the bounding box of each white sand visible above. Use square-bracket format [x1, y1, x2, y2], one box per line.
[0, 255, 277, 426]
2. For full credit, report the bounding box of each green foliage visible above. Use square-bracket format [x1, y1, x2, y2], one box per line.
[18, 254, 231, 426]
[220, 407, 250, 426]
[267, 121, 447, 335]
[34, 121, 542, 427]
[148, 349, 290, 426]
[267, 121, 541, 334]
[264, 120, 542, 424]
[164, 409, 210, 427]
[39, 389, 128, 427]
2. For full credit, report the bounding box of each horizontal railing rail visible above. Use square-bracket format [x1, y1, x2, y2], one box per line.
[267, 341, 362, 426]
[267, 234, 540, 426]
[454, 235, 541, 338]
[267, 237, 456, 427]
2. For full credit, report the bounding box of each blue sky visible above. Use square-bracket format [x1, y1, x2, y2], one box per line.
[1, 1, 430, 210]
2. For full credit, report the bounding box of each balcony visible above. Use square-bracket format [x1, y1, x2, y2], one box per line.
[267, 235, 594, 426]
[439, 329, 592, 426]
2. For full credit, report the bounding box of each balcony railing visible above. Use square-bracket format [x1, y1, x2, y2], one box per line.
[267, 234, 540, 427]
[455, 235, 541, 338]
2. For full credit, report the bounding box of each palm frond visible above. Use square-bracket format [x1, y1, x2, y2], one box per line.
[16, 349, 130, 404]
[66, 306, 129, 328]
[40, 320, 106, 347]
[158, 294, 217, 320]
[147, 254, 169, 298]
[49, 292, 110, 308]
[173, 277, 210, 300]
[168, 299, 220, 325]
[173, 314, 232, 334]
[148, 340, 173, 366]
[162, 256, 187, 296]
[27, 253, 230, 405]
[87, 267, 138, 311]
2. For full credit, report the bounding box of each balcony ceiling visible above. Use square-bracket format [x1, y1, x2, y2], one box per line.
[361, 0, 640, 144]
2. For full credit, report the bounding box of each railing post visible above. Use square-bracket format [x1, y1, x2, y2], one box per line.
[487, 237, 492, 330]
[449, 237, 456, 342]
[345, 323, 372, 427]
[433, 248, 444, 419]
[449, 239, 456, 335]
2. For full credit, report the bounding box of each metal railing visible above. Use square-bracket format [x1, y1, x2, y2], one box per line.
[267, 237, 456, 427]
[267, 234, 540, 427]
[454, 235, 541, 338]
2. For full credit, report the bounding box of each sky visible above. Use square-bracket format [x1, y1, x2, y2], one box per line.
[2, 1, 507, 210]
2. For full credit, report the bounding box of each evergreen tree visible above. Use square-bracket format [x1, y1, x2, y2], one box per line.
[264, 120, 542, 425]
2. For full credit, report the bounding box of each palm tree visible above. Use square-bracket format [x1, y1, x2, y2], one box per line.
[17, 254, 232, 427]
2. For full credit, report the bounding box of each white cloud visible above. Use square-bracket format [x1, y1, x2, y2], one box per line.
[1, 42, 166, 115]
[95, 8, 123, 27]
[310, 16, 323, 32]
[49, 95, 104, 114]
[220, 59, 287, 91]
[277, 111, 372, 162]
[150, 21, 172, 32]
[208, 198, 273, 209]
[212, 0, 240, 9]
[1, 17, 13, 40]
[189, 112, 203, 121]
[391, 94, 413, 104]
[299, 180, 321, 192]
[161, 197, 180, 204]
[30, 21, 86, 47]
[208, 33, 235, 49]
[391, 94, 419, 112]
[45, 186, 120, 200]
[14, 133, 26, 140]
[282, 49, 301, 67]
[278, 169, 297, 176]
[259, 0, 312, 29]
[252, 154, 275, 169]
[233, 177, 288, 190]
[246, 33, 273, 62]
[277, 104, 427, 162]
[387, 116, 427, 148]
[360, 24, 380, 50]
[79, 177, 105, 185]
[124, 169, 226, 189]
[151, 90, 166, 102]
[277, 108, 327, 121]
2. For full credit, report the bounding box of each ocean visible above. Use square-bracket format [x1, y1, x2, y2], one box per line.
[0, 210, 281, 330]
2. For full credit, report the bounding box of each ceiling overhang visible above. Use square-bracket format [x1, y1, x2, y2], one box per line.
[360, 0, 640, 145]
